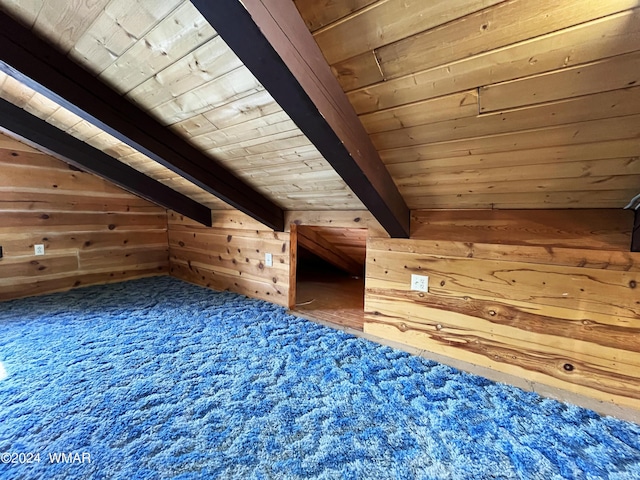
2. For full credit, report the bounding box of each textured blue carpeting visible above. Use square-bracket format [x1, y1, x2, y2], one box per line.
[0, 277, 638, 479]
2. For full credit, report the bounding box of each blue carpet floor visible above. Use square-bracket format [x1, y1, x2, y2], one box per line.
[0, 276, 638, 480]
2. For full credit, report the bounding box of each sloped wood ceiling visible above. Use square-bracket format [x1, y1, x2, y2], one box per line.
[0, 0, 363, 214]
[294, 0, 640, 209]
[1, 0, 638, 222]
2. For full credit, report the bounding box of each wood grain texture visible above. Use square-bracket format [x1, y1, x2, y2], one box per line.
[347, 8, 640, 111]
[375, 0, 637, 80]
[364, 210, 640, 409]
[311, 0, 505, 65]
[410, 209, 634, 250]
[284, 210, 388, 238]
[0, 134, 168, 301]
[168, 210, 290, 306]
[196, 0, 409, 236]
[479, 51, 640, 112]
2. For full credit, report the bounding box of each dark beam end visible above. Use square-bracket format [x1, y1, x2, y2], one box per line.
[632, 209, 639, 252]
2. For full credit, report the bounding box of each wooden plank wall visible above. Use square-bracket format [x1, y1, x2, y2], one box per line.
[0, 133, 169, 301]
[168, 210, 291, 307]
[364, 209, 640, 409]
[295, 0, 640, 210]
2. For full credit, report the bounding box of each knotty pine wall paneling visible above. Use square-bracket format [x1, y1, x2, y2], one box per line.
[364, 210, 640, 410]
[0, 134, 169, 301]
[168, 210, 291, 307]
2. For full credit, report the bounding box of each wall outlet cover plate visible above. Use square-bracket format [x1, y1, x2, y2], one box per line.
[34, 244, 45, 256]
[411, 274, 429, 292]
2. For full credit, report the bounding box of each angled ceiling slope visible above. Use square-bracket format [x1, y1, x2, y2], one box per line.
[0, 9, 284, 229]
[191, 0, 410, 238]
[0, 1, 410, 237]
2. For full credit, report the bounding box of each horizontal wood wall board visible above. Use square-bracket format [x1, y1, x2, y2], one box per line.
[369, 238, 640, 272]
[379, 114, 640, 165]
[0, 253, 79, 279]
[0, 125, 169, 302]
[0, 191, 164, 214]
[194, 0, 410, 237]
[170, 261, 288, 306]
[394, 157, 640, 190]
[168, 209, 290, 306]
[78, 247, 169, 270]
[170, 248, 287, 285]
[168, 232, 289, 271]
[0, 267, 167, 302]
[312, 0, 506, 65]
[409, 210, 632, 250]
[347, 8, 640, 112]
[0, 211, 167, 230]
[479, 51, 640, 112]
[376, 0, 637, 81]
[0, 230, 168, 258]
[363, 319, 640, 408]
[365, 289, 640, 369]
[0, 98, 212, 226]
[399, 174, 640, 198]
[404, 189, 640, 210]
[366, 251, 639, 318]
[387, 139, 640, 175]
[0, 12, 284, 230]
[373, 87, 640, 149]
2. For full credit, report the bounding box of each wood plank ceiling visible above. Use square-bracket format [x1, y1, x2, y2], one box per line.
[0, 0, 365, 219]
[0, 0, 638, 228]
[294, 0, 640, 210]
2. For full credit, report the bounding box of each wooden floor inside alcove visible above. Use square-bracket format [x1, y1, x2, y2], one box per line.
[294, 265, 365, 331]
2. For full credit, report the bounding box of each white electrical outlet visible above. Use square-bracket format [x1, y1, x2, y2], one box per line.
[265, 253, 273, 267]
[34, 244, 45, 256]
[411, 274, 429, 292]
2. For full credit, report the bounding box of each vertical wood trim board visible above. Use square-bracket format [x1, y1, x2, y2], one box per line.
[364, 209, 640, 410]
[168, 210, 291, 307]
[0, 133, 169, 301]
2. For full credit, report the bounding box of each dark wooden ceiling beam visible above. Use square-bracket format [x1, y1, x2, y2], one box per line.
[0, 98, 213, 227]
[632, 210, 639, 252]
[0, 11, 284, 231]
[192, 0, 410, 238]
